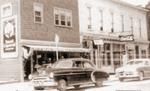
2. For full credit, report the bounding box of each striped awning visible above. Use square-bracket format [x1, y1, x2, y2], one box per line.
[24, 45, 91, 53]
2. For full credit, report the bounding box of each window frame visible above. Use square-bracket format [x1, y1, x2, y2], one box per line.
[33, 2, 44, 24]
[54, 7, 73, 28]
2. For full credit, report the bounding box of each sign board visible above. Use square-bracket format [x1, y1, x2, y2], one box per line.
[1, 15, 18, 58]
[94, 39, 104, 45]
[119, 35, 134, 42]
[55, 34, 59, 44]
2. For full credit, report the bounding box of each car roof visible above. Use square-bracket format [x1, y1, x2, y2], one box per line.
[58, 58, 91, 62]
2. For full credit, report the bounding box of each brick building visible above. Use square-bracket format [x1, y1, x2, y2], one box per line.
[0, 0, 89, 82]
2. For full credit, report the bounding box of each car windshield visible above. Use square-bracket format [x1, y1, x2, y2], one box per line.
[127, 61, 143, 65]
[53, 60, 73, 69]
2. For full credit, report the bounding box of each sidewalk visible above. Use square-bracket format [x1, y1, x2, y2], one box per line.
[0, 82, 33, 91]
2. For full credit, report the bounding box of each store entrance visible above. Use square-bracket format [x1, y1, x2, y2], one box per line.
[23, 51, 90, 80]
[24, 51, 56, 80]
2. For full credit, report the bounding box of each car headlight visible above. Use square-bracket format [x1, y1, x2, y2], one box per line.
[28, 74, 33, 80]
[49, 72, 54, 78]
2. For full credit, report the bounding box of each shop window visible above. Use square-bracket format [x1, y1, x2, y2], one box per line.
[54, 7, 72, 27]
[105, 44, 110, 51]
[141, 50, 146, 58]
[107, 53, 111, 66]
[33, 2, 43, 24]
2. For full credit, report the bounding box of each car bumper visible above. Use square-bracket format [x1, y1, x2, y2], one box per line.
[118, 72, 139, 79]
[32, 79, 58, 87]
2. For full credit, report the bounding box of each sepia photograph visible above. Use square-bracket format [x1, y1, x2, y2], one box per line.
[0, 0, 150, 91]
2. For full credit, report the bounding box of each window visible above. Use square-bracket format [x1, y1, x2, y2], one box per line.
[33, 3, 43, 23]
[54, 7, 72, 27]
[110, 12, 114, 33]
[121, 14, 124, 32]
[99, 9, 103, 31]
[130, 17, 133, 34]
[1, 3, 12, 18]
[83, 62, 93, 69]
[139, 19, 142, 38]
[87, 7, 92, 30]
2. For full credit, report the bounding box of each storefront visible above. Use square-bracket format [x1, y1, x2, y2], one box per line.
[22, 44, 91, 79]
[81, 33, 149, 73]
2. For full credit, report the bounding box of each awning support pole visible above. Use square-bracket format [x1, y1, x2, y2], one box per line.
[56, 44, 59, 61]
[30, 52, 34, 74]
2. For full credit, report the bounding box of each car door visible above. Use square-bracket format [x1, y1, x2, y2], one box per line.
[69, 60, 86, 84]
[83, 61, 95, 82]
[143, 60, 150, 77]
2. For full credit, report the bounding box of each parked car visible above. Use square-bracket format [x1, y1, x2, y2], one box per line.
[116, 59, 150, 81]
[29, 58, 109, 91]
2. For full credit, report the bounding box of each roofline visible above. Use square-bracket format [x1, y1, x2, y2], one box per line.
[110, 0, 149, 12]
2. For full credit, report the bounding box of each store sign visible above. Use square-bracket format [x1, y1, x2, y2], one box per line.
[1, 15, 18, 58]
[94, 39, 104, 45]
[1, 3, 12, 18]
[119, 35, 134, 41]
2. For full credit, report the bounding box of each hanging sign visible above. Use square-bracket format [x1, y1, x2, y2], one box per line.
[1, 15, 18, 58]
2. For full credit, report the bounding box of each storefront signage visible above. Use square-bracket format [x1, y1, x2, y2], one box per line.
[1, 3, 12, 18]
[94, 39, 104, 45]
[1, 15, 18, 58]
[119, 35, 134, 41]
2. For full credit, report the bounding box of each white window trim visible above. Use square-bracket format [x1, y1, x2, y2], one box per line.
[54, 7, 73, 28]
[1, 3, 12, 18]
[99, 9, 103, 31]
[139, 19, 142, 38]
[121, 14, 124, 32]
[33, 2, 44, 24]
[87, 6, 92, 30]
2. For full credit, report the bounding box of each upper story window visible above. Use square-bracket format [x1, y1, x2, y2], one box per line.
[110, 12, 114, 33]
[33, 3, 43, 24]
[87, 6, 92, 30]
[139, 19, 142, 38]
[130, 17, 133, 34]
[121, 14, 124, 32]
[54, 7, 72, 27]
[99, 9, 103, 31]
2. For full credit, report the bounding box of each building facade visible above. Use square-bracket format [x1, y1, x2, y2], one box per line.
[0, 0, 87, 82]
[146, 2, 150, 58]
[78, 0, 149, 73]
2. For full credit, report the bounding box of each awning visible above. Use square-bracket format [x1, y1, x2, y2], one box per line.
[24, 45, 91, 53]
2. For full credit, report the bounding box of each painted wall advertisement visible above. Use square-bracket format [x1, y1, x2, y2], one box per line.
[1, 15, 18, 58]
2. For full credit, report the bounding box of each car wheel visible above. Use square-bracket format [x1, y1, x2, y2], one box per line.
[91, 73, 103, 87]
[58, 79, 67, 91]
[91, 72, 96, 82]
[139, 71, 144, 81]
[73, 85, 80, 88]
[34, 87, 44, 90]
[119, 78, 124, 82]
[95, 79, 103, 87]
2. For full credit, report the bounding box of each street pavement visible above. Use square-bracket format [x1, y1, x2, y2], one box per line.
[0, 76, 150, 91]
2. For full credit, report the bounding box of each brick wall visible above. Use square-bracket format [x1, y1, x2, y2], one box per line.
[21, 0, 80, 44]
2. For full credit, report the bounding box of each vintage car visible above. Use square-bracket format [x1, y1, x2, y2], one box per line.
[29, 58, 109, 91]
[116, 59, 150, 81]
